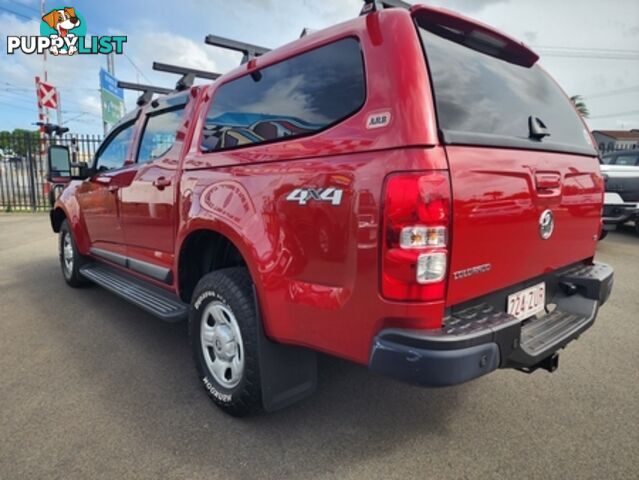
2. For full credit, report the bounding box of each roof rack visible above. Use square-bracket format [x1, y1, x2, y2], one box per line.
[360, 0, 411, 15]
[117, 81, 173, 107]
[204, 34, 270, 64]
[152, 62, 221, 91]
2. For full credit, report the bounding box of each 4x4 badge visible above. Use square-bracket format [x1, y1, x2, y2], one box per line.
[286, 188, 343, 206]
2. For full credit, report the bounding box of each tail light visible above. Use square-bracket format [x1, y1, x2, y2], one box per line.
[381, 172, 451, 301]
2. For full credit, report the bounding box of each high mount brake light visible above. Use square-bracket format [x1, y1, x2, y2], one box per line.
[381, 172, 451, 301]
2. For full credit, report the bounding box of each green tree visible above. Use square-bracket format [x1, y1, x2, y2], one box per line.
[570, 95, 589, 118]
[0, 128, 41, 157]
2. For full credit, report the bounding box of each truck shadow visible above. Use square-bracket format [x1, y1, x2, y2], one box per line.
[13, 255, 472, 479]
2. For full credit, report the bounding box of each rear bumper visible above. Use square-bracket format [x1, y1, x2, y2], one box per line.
[602, 203, 638, 228]
[369, 262, 614, 387]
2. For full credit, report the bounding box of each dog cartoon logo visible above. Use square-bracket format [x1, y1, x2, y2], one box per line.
[40, 7, 83, 55]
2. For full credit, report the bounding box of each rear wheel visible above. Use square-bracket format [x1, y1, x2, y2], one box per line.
[59, 219, 89, 287]
[189, 267, 262, 416]
[599, 229, 608, 241]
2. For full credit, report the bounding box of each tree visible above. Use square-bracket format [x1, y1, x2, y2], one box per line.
[570, 95, 589, 118]
[0, 129, 40, 157]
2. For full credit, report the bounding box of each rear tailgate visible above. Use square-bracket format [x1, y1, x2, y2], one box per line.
[445, 147, 601, 305]
[414, 7, 603, 306]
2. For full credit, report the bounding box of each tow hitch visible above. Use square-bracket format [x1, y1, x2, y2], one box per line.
[517, 353, 559, 374]
[539, 353, 559, 372]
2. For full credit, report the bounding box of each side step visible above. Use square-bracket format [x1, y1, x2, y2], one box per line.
[80, 263, 189, 322]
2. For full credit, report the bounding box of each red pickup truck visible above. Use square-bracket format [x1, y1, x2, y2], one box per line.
[49, 1, 613, 416]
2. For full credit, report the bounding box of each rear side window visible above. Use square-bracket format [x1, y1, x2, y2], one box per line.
[201, 37, 365, 152]
[418, 25, 595, 155]
[137, 107, 186, 163]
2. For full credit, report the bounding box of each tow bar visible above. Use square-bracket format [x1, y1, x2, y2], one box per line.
[517, 353, 560, 374]
[539, 353, 559, 373]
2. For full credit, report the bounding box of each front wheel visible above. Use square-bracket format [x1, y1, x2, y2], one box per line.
[189, 267, 262, 416]
[59, 219, 89, 287]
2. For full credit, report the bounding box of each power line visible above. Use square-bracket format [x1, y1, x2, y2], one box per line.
[584, 85, 639, 99]
[537, 49, 639, 60]
[0, 101, 36, 112]
[532, 45, 639, 54]
[0, 88, 96, 110]
[122, 54, 152, 84]
[0, 5, 35, 21]
[590, 109, 639, 120]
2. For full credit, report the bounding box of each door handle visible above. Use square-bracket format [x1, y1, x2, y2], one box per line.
[535, 173, 561, 192]
[153, 177, 171, 190]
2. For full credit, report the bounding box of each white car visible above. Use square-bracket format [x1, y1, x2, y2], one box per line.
[601, 150, 639, 236]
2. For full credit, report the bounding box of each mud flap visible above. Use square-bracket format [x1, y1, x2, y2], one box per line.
[254, 287, 317, 412]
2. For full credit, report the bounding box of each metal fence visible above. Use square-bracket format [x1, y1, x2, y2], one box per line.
[598, 143, 639, 156]
[0, 131, 636, 212]
[0, 133, 102, 212]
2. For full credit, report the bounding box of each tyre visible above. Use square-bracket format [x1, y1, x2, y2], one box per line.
[59, 219, 90, 287]
[189, 267, 262, 416]
[599, 229, 608, 241]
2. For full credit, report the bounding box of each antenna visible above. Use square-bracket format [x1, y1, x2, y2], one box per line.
[360, 0, 411, 15]
[117, 81, 173, 106]
[152, 62, 221, 91]
[204, 34, 270, 64]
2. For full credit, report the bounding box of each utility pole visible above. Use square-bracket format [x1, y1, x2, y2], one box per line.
[56, 90, 63, 127]
[40, 0, 49, 125]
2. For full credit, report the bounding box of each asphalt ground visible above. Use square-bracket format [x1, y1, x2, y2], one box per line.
[0, 214, 637, 479]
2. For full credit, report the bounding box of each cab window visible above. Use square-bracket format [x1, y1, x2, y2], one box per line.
[94, 123, 135, 172]
[137, 107, 186, 164]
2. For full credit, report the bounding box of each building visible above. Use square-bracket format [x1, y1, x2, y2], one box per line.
[592, 130, 639, 153]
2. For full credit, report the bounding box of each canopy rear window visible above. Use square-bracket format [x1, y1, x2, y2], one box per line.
[417, 22, 596, 156]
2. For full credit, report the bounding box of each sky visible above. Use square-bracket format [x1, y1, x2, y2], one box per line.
[0, 0, 638, 135]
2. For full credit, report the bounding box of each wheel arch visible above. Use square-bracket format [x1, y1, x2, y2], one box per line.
[177, 227, 258, 304]
[51, 191, 91, 255]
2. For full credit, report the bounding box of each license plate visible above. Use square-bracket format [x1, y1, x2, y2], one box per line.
[507, 282, 545, 321]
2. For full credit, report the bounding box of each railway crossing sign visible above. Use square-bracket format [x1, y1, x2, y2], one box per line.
[37, 80, 58, 109]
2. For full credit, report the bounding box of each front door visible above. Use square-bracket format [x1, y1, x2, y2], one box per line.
[76, 121, 137, 249]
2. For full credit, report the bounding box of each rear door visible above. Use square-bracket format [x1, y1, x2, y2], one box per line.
[119, 94, 189, 282]
[416, 17, 603, 306]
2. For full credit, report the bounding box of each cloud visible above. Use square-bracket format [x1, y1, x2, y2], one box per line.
[427, 0, 508, 13]
[522, 30, 538, 44]
[78, 94, 102, 116]
[132, 31, 241, 74]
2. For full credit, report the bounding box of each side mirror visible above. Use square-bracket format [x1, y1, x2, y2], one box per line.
[47, 145, 93, 180]
[47, 145, 71, 181]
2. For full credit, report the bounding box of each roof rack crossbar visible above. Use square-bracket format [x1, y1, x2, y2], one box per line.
[152, 62, 221, 91]
[204, 34, 270, 64]
[117, 81, 173, 106]
[360, 0, 411, 15]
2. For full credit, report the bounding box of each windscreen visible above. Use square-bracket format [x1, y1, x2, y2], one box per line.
[418, 24, 596, 155]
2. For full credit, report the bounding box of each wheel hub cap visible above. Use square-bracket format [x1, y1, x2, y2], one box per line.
[200, 301, 244, 389]
[63, 234, 73, 273]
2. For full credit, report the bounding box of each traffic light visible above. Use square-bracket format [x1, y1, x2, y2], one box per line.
[35, 122, 69, 137]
